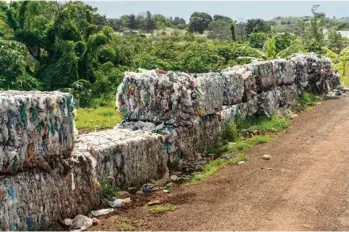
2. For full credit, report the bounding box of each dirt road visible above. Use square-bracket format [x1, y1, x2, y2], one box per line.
[93, 95, 349, 231]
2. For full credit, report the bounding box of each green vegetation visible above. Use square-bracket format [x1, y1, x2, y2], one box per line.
[114, 222, 135, 231]
[75, 106, 123, 133]
[223, 135, 274, 153]
[238, 115, 289, 133]
[99, 180, 120, 201]
[190, 153, 248, 184]
[149, 204, 178, 214]
[291, 91, 322, 113]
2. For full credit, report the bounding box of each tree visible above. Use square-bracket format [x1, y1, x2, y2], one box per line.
[248, 32, 267, 49]
[245, 19, 268, 36]
[171, 16, 186, 28]
[326, 27, 345, 53]
[276, 39, 306, 58]
[213, 14, 233, 24]
[127, 14, 137, 29]
[275, 32, 296, 53]
[144, 11, 155, 32]
[230, 23, 236, 41]
[207, 19, 231, 41]
[188, 12, 212, 34]
[0, 39, 40, 90]
[152, 14, 170, 30]
[108, 18, 124, 32]
[265, 26, 276, 59]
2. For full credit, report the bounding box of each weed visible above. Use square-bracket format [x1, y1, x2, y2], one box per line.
[238, 115, 289, 133]
[292, 91, 321, 113]
[223, 122, 239, 142]
[115, 222, 135, 231]
[99, 180, 120, 201]
[75, 106, 123, 133]
[149, 204, 178, 214]
[220, 135, 274, 154]
[189, 153, 248, 184]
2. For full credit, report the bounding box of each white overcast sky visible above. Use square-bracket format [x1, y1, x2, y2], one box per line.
[83, 1, 349, 21]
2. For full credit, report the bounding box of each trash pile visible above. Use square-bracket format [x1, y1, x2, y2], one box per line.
[74, 128, 167, 189]
[0, 53, 341, 231]
[0, 151, 100, 231]
[0, 91, 75, 174]
[116, 53, 340, 166]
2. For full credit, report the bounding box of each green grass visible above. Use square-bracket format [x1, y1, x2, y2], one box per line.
[341, 75, 349, 87]
[75, 106, 123, 133]
[237, 115, 289, 133]
[291, 91, 322, 113]
[189, 153, 248, 184]
[149, 204, 178, 214]
[114, 222, 135, 231]
[223, 135, 274, 153]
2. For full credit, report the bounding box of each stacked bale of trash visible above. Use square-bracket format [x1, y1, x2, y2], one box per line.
[0, 152, 100, 231]
[290, 53, 340, 94]
[74, 129, 167, 189]
[116, 70, 226, 127]
[116, 53, 339, 168]
[0, 91, 75, 174]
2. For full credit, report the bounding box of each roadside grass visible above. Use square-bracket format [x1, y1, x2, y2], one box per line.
[237, 115, 289, 133]
[189, 91, 321, 184]
[190, 153, 248, 184]
[114, 222, 135, 231]
[149, 204, 178, 214]
[341, 75, 349, 87]
[223, 135, 274, 153]
[291, 91, 322, 113]
[75, 106, 123, 133]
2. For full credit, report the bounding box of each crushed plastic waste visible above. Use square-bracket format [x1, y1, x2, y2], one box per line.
[0, 90, 75, 174]
[74, 129, 166, 189]
[117, 53, 338, 126]
[90, 208, 115, 217]
[107, 197, 131, 208]
[65, 214, 99, 232]
[0, 53, 341, 231]
[142, 183, 157, 194]
[115, 53, 339, 167]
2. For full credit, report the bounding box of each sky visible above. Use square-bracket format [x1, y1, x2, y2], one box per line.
[84, 1, 349, 21]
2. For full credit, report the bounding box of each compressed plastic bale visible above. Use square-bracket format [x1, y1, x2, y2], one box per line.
[193, 72, 224, 116]
[247, 61, 276, 92]
[0, 91, 75, 174]
[240, 67, 258, 102]
[74, 129, 167, 189]
[257, 88, 281, 117]
[291, 52, 338, 94]
[116, 70, 225, 126]
[272, 59, 296, 85]
[220, 105, 240, 125]
[220, 67, 245, 105]
[246, 96, 259, 116]
[0, 153, 100, 231]
[331, 70, 341, 87]
[158, 114, 224, 167]
[278, 84, 299, 108]
[290, 53, 309, 88]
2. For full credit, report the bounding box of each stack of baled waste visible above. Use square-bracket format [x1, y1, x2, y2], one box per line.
[116, 69, 225, 127]
[116, 53, 340, 166]
[74, 128, 167, 189]
[0, 151, 100, 231]
[0, 91, 75, 174]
